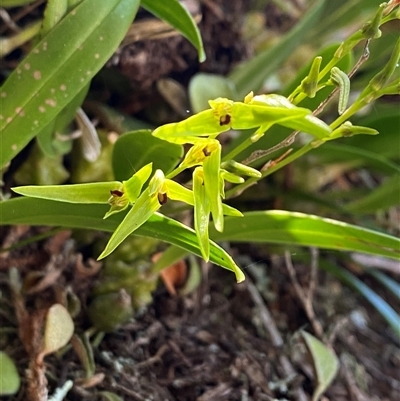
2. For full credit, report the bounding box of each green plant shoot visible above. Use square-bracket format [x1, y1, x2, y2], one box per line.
[152, 92, 332, 144]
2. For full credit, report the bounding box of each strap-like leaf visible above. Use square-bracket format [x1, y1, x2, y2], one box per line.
[229, 0, 326, 97]
[0, 197, 244, 281]
[0, 0, 140, 168]
[141, 0, 205, 62]
[210, 210, 400, 260]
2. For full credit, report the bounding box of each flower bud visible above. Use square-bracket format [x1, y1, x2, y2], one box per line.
[87, 289, 133, 332]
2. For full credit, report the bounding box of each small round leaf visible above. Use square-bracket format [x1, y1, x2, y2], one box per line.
[0, 352, 20, 395]
[42, 304, 74, 357]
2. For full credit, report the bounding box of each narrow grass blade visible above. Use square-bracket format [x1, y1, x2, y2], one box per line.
[0, 197, 244, 281]
[229, 0, 326, 98]
[321, 260, 400, 337]
[210, 211, 400, 260]
[141, 0, 205, 62]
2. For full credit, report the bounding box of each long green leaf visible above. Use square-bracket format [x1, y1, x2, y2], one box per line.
[320, 259, 400, 337]
[346, 174, 400, 214]
[210, 211, 400, 260]
[112, 130, 183, 181]
[0, 0, 140, 168]
[229, 0, 326, 98]
[350, 104, 400, 160]
[310, 0, 384, 41]
[311, 143, 400, 175]
[0, 197, 244, 281]
[154, 208, 400, 276]
[367, 269, 400, 301]
[141, 0, 205, 62]
[2, 0, 36, 6]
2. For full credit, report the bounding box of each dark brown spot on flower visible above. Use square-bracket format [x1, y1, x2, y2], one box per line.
[219, 114, 231, 126]
[158, 192, 168, 205]
[203, 147, 211, 157]
[110, 189, 124, 197]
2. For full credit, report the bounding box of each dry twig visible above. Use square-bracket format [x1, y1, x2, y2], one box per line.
[284, 248, 324, 339]
[245, 277, 308, 401]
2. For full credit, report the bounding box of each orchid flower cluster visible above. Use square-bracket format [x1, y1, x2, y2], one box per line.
[13, 92, 333, 267]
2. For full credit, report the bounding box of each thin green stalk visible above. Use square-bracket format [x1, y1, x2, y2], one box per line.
[291, 58, 338, 104]
[0, 20, 41, 57]
[222, 133, 261, 162]
[329, 100, 366, 130]
[166, 165, 186, 179]
[226, 141, 314, 198]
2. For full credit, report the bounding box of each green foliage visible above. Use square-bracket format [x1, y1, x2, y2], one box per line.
[71, 334, 95, 379]
[141, 0, 205, 62]
[0, 197, 245, 281]
[112, 130, 183, 181]
[320, 259, 400, 336]
[2, 0, 36, 6]
[229, 0, 327, 98]
[345, 174, 400, 214]
[301, 331, 339, 401]
[1, 1, 399, 333]
[210, 211, 400, 260]
[0, 0, 141, 168]
[189, 73, 237, 112]
[0, 352, 20, 395]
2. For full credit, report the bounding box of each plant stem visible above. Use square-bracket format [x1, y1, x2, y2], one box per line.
[226, 141, 314, 198]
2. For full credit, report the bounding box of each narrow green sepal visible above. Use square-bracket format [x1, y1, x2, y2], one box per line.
[327, 121, 379, 141]
[98, 188, 161, 260]
[12, 182, 121, 204]
[193, 168, 210, 261]
[123, 162, 153, 203]
[301, 56, 322, 98]
[222, 204, 243, 217]
[361, 3, 385, 40]
[246, 93, 331, 139]
[164, 180, 194, 205]
[203, 143, 224, 232]
[219, 174, 225, 199]
[221, 160, 262, 178]
[368, 36, 400, 92]
[220, 170, 245, 184]
[152, 105, 231, 144]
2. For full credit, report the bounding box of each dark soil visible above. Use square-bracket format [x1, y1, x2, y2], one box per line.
[1, 227, 399, 401]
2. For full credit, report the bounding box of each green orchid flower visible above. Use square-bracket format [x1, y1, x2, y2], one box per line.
[152, 91, 331, 145]
[179, 139, 226, 232]
[104, 163, 153, 218]
[192, 166, 244, 261]
[169, 138, 248, 260]
[13, 163, 153, 220]
[99, 169, 197, 259]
